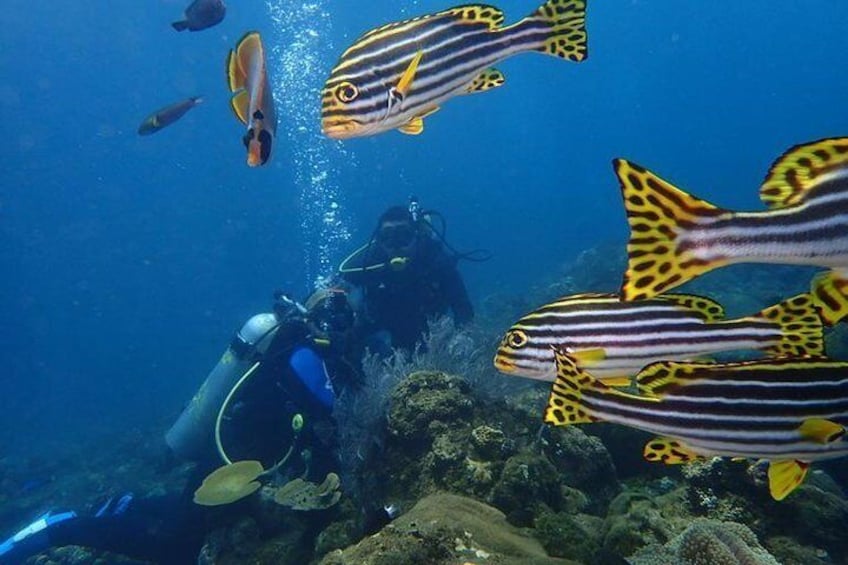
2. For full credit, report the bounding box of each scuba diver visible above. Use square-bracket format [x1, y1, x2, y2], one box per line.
[0, 289, 378, 564]
[338, 197, 484, 355]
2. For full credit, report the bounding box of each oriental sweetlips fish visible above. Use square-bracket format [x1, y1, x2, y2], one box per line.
[321, 0, 588, 139]
[494, 292, 823, 385]
[615, 137, 848, 324]
[138, 96, 203, 135]
[226, 32, 276, 166]
[544, 350, 848, 500]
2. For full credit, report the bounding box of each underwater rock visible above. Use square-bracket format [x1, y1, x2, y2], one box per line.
[764, 536, 832, 565]
[387, 371, 474, 446]
[629, 518, 780, 565]
[766, 483, 848, 562]
[541, 426, 619, 508]
[489, 451, 563, 516]
[534, 509, 604, 561]
[601, 488, 683, 557]
[319, 492, 576, 565]
[470, 424, 507, 460]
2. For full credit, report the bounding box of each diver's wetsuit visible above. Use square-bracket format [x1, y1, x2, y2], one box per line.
[5, 333, 346, 565]
[340, 237, 473, 352]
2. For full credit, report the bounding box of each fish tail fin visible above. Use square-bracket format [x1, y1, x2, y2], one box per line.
[614, 158, 729, 300]
[191, 96, 204, 105]
[750, 293, 825, 357]
[812, 270, 848, 325]
[528, 0, 588, 62]
[544, 347, 602, 426]
[172, 20, 188, 32]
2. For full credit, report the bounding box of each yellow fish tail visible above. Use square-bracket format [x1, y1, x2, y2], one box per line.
[614, 158, 729, 301]
[530, 0, 588, 62]
[811, 270, 848, 325]
[751, 293, 824, 357]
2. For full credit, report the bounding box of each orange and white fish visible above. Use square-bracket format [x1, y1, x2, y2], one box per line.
[226, 32, 277, 166]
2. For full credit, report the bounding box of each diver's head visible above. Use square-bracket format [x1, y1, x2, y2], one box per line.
[305, 288, 355, 346]
[375, 206, 419, 262]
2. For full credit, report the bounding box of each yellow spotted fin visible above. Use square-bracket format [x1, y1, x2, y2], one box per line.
[614, 158, 733, 301]
[659, 293, 726, 322]
[811, 270, 848, 325]
[741, 293, 824, 356]
[396, 51, 423, 99]
[464, 68, 506, 95]
[636, 361, 702, 398]
[230, 90, 249, 125]
[544, 348, 606, 426]
[760, 137, 848, 209]
[436, 5, 505, 30]
[768, 460, 809, 501]
[643, 437, 704, 465]
[530, 0, 588, 62]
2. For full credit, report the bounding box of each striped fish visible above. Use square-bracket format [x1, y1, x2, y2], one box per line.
[545, 351, 848, 500]
[227, 32, 277, 166]
[321, 0, 588, 139]
[615, 137, 848, 324]
[494, 292, 823, 385]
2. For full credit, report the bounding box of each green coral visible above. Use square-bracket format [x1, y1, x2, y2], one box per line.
[630, 519, 780, 565]
[535, 510, 603, 561]
[387, 371, 473, 446]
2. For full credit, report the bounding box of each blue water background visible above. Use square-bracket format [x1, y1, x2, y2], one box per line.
[2, 0, 847, 458]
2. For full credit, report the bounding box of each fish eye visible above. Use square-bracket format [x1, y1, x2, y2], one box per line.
[334, 82, 359, 104]
[506, 330, 528, 349]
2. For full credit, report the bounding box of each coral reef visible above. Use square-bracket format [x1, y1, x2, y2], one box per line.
[319, 492, 577, 565]
[630, 518, 780, 565]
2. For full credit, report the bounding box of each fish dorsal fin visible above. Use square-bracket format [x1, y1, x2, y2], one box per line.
[799, 418, 846, 444]
[230, 90, 250, 125]
[544, 348, 604, 427]
[636, 361, 698, 397]
[396, 51, 423, 99]
[811, 270, 848, 325]
[659, 293, 726, 322]
[226, 48, 245, 93]
[643, 437, 703, 465]
[437, 5, 505, 30]
[768, 460, 809, 500]
[464, 68, 506, 94]
[760, 137, 848, 209]
[236, 32, 263, 83]
[750, 293, 824, 357]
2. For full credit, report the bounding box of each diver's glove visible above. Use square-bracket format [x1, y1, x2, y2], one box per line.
[273, 290, 307, 322]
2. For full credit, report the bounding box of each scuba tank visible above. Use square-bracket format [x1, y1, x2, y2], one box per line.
[165, 312, 281, 461]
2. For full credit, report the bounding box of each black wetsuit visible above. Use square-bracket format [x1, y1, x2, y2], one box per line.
[340, 236, 473, 352]
[13, 330, 347, 565]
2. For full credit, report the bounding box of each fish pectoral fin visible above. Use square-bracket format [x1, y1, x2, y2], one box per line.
[230, 90, 250, 125]
[568, 347, 606, 367]
[760, 137, 848, 209]
[812, 270, 848, 325]
[659, 293, 725, 322]
[643, 437, 702, 465]
[799, 418, 846, 444]
[768, 460, 809, 501]
[598, 376, 632, 388]
[753, 293, 824, 356]
[544, 348, 603, 427]
[395, 51, 423, 99]
[463, 68, 506, 95]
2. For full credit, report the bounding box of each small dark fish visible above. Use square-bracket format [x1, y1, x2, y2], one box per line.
[138, 97, 203, 135]
[172, 0, 226, 32]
